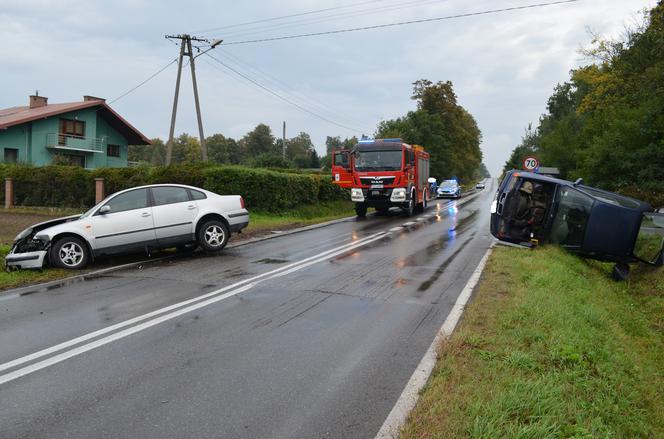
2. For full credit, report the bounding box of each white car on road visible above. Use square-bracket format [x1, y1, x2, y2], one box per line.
[5, 184, 249, 270]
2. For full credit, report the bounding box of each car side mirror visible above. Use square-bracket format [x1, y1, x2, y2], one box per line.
[99, 205, 111, 215]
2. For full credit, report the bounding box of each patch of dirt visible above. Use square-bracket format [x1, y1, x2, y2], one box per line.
[0, 211, 61, 245]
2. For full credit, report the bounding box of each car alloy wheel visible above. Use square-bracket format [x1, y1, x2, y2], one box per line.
[198, 219, 230, 252]
[50, 236, 89, 269]
[60, 243, 83, 267]
[205, 225, 225, 247]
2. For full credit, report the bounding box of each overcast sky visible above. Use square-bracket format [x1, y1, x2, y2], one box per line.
[0, 0, 656, 175]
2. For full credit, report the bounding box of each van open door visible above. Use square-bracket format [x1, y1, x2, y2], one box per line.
[331, 150, 353, 188]
[632, 212, 664, 266]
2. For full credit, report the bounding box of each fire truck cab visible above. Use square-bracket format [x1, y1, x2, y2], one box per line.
[331, 150, 354, 188]
[348, 139, 430, 217]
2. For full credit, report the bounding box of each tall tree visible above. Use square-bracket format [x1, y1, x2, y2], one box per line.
[503, 2, 664, 205]
[241, 124, 276, 157]
[376, 79, 482, 182]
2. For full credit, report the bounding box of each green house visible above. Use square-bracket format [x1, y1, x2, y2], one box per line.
[0, 95, 150, 168]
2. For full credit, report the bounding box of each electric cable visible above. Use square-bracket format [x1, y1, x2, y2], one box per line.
[218, 47, 366, 131]
[203, 52, 371, 134]
[221, 0, 580, 45]
[189, 0, 391, 35]
[109, 58, 178, 104]
[203, 0, 449, 40]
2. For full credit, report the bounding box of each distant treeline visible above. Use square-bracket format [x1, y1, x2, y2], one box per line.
[129, 126, 321, 170]
[504, 3, 664, 206]
[130, 79, 489, 182]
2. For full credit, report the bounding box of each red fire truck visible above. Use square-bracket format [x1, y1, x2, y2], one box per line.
[344, 138, 431, 217]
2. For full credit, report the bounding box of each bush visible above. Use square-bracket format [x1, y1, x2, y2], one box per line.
[0, 164, 347, 211]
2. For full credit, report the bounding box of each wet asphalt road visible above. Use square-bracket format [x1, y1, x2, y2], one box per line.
[0, 180, 495, 439]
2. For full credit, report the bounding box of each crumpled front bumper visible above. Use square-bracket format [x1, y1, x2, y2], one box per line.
[5, 250, 47, 269]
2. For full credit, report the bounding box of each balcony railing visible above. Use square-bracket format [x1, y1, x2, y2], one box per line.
[45, 133, 105, 153]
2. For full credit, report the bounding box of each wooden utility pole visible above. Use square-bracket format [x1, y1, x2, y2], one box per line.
[166, 38, 185, 165]
[282, 121, 286, 160]
[165, 34, 222, 165]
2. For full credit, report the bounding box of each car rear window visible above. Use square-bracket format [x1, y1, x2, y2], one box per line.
[189, 189, 207, 200]
[152, 187, 190, 206]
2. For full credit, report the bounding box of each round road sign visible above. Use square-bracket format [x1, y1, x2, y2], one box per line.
[523, 156, 539, 171]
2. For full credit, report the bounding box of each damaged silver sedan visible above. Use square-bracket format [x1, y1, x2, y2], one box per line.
[6, 184, 249, 270]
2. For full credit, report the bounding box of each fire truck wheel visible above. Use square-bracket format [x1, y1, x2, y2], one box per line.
[355, 203, 368, 218]
[403, 190, 415, 217]
[422, 188, 428, 210]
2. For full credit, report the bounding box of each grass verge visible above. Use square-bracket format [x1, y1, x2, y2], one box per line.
[241, 200, 355, 236]
[401, 246, 664, 438]
[0, 245, 71, 291]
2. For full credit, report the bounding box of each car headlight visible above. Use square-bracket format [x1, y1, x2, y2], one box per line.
[14, 228, 32, 242]
[490, 199, 498, 214]
[391, 188, 407, 202]
[351, 188, 365, 202]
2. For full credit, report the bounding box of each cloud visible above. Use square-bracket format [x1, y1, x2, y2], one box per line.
[0, 0, 657, 176]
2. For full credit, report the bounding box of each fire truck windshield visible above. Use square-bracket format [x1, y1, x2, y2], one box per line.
[354, 150, 402, 171]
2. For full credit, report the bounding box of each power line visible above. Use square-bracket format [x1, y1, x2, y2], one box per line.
[108, 58, 178, 104]
[218, 47, 366, 131]
[203, 0, 449, 40]
[203, 52, 370, 134]
[189, 0, 390, 35]
[222, 0, 580, 46]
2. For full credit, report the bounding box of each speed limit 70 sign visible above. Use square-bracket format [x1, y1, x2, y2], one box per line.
[523, 156, 539, 171]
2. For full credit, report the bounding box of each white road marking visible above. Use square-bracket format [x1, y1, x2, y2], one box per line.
[1, 190, 489, 387]
[0, 232, 388, 386]
[0, 232, 385, 376]
[375, 245, 494, 439]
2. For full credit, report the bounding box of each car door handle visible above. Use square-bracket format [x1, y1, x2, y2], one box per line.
[141, 212, 152, 217]
[187, 205, 196, 210]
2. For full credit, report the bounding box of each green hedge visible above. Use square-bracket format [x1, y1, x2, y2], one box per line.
[0, 164, 347, 212]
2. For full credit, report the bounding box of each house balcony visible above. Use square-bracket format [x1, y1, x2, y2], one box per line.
[45, 133, 104, 153]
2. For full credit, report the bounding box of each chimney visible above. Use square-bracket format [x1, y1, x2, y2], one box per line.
[29, 95, 48, 108]
[83, 95, 105, 102]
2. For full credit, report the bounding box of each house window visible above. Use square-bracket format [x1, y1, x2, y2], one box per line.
[59, 119, 85, 144]
[3, 148, 18, 163]
[107, 144, 121, 157]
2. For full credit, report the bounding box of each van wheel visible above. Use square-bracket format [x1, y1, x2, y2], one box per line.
[611, 263, 630, 281]
[198, 220, 229, 252]
[355, 202, 368, 218]
[50, 237, 89, 269]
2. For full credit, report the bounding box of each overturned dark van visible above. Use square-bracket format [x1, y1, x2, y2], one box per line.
[491, 170, 664, 279]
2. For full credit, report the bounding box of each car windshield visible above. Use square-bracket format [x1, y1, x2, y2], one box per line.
[79, 197, 110, 218]
[550, 187, 594, 246]
[441, 181, 457, 189]
[355, 150, 402, 171]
